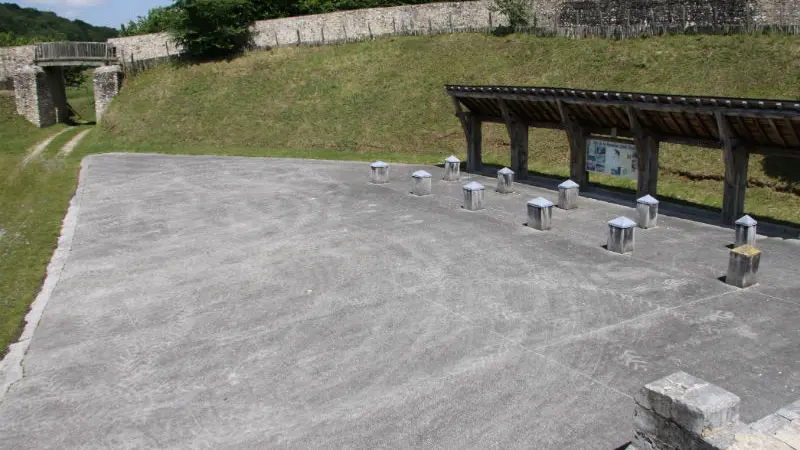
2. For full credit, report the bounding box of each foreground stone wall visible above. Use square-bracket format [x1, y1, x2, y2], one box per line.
[632, 372, 800, 450]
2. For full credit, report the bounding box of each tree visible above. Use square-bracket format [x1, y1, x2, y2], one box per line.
[119, 6, 181, 37]
[0, 3, 117, 42]
[170, 0, 256, 60]
[492, 0, 531, 29]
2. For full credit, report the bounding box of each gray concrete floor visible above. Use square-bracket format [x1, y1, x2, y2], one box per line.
[0, 153, 798, 449]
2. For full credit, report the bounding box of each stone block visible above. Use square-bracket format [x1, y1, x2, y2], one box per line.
[527, 197, 553, 231]
[637, 195, 659, 229]
[558, 179, 580, 210]
[734, 215, 757, 247]
[726, 245, 761, 289]
[443, 155, 460, 181]
[370, 161, 389, 184]
[462, 181, 484, 211]
[411, 170, 432, 196]
[608, 217, 636, 254]
[636, 372, 740, 436]
[497, 167, 514, 193]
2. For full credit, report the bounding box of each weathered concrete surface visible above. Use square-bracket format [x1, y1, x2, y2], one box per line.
[0, 154, 798, 449]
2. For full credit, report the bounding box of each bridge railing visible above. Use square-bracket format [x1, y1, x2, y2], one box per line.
[34, 42, 117, 63]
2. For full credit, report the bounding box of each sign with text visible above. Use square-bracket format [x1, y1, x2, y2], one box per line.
[586, 138, 638, 180]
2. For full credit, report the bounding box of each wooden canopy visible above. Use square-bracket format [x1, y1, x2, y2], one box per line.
[446, 84, 800, 223]
[447, 85, 800, 156]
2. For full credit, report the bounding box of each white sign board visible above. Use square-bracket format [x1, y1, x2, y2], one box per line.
[586, 138, 638, 180]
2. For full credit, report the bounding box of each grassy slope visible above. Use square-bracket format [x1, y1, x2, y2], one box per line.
[0, 94, 79, 357]
[79, 33, 800, 222]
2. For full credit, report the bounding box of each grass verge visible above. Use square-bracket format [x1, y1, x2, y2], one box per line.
[0, 95, 79, 358]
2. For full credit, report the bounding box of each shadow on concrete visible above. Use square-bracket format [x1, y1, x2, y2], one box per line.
[444, 162, 800, 240]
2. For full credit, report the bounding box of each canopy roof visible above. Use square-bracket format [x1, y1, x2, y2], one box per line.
[446, 85, 800, 157]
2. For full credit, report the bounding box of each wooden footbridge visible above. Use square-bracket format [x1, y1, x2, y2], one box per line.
[33, 42, 117, 67]
[447, 85, 800, 224]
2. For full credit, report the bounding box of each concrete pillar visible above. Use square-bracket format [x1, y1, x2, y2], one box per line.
[527, 197, 553, 231]
[633, 372, 741, 450]
[608, 217, 636, 254]
[93, 65, 123, 123]
[444, 155, 460, 181]
[637, 195, 659, 229]
[496, 167, 514, 194]
[14, 65, 59, 128]
[462, 181, 484, 211]
[734, 215, 757, 247]
[558, 179, 580, 210]
[370, 161, 389, 184]
[411, 170, 432, 196]
[726, 244, 761, 288]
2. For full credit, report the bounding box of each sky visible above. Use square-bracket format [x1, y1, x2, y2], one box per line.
[9, 0, 173, 28]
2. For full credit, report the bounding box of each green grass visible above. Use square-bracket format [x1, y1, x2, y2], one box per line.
[0, 94, 79, 357]
[66, 69, 96, 124]
[79, 32, 800, 222]
[3, 31, 800, 357]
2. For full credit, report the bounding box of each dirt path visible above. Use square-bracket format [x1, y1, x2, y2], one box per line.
[22, 128, 71, 166]
[58, 129, 91, 157]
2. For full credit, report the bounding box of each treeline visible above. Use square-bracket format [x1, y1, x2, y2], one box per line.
[120, 0, 462, 36]
[0, 3, 118, 44]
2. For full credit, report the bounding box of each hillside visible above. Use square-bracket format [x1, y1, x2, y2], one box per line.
[0, 2, 117, 43]
[79, 32, 800, 223]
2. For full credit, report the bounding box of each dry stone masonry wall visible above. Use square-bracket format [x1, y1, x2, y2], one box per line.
[1, 0, 798, 86]
[93, 65, 123, 123]
[0, 45, 34, 90]
[250, 0, 501, 48]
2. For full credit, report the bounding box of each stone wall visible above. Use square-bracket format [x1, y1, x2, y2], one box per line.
[250, 0, 501, 48]
[107, 32, 181, 68]
[93, 65, 123, 123]
[13, 66, 57, 127]
[756, 0, 800, 24]
[0, 45, 34, 89]
[1, 0, 799, 86]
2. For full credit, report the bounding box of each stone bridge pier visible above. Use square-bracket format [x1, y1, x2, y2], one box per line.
[14, 66, 69, 128]
[13, 64, 123, 128]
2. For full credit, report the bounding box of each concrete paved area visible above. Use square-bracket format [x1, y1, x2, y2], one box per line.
[1, 153, 798, 449]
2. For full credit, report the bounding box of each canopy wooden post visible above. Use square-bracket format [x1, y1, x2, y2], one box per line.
[452, 98, 482, 173]
[467, 114, 483, 173]
[499, 100, 529, 179]
[628, 107, 660, 198]
[716, 112, 750, 224]
[558, 101, 588, 188]
[509, 121, 529, 179]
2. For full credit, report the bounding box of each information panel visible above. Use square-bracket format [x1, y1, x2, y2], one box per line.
[586, 138, 638, 180]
